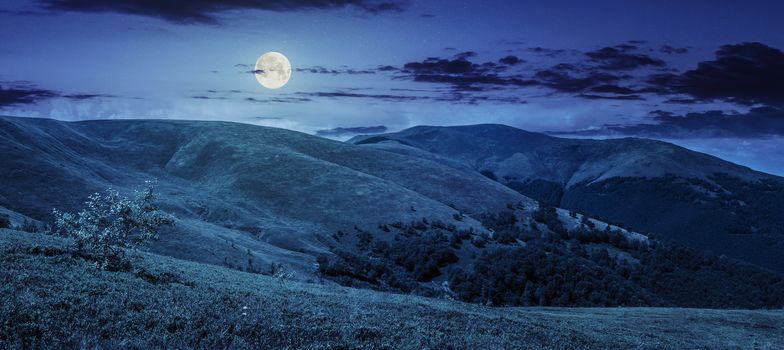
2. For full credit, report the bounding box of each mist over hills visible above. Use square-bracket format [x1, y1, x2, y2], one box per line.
[350, 124, 784, 272]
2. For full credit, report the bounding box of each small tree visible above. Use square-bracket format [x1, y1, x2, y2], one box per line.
[0, 213, 10, 229]
[52, 181, 175, 269]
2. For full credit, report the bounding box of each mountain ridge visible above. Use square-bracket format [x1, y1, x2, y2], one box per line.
[0, 116, 529, 278]
[2, 116, 784, 309]
[350, 123, 784, 272]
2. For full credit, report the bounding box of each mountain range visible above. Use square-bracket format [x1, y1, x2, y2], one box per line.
[350, 124, 784, 272]
[0, 116, 522, 277]
[1, 116, 783, 308]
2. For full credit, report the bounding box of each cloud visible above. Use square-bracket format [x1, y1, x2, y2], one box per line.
[648, 42, 784, 106]
[315, 125, 387, 137]
[40, 0, 404, 24]
[400, 56, 537, 92]
[587, 84, 638, 95]
[294, 66, 376, 75]
[382, 41, 784, 107]
[376, 65, 398, 72]
[533, 69, 622, 93]
[434, 94, 527, 105]
[62, 93, 116, 100]
[498, 55, 523, 65]
[195, 89, 311, 103]
[527, 47, 567, 57]
[0, 82, 112, 107]
[454, 51, 477, 60]
[245, 96, 313, 103]
[239, 64, 381, 75]
[559, 106, 784, 138]
[577, 93, 643, 101]
[297, 91, 423, 102]
[659, 45, 689, 54]
[403, 57, 476, 75]
[396, 46, 655, 101]
[0, 84, 58, 106]
[585, 46, 666, 70]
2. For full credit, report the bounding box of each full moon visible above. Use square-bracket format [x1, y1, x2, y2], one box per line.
[254, 52, 292, 89]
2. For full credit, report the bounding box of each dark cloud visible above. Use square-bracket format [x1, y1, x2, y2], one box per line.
[62, 93, 115, 100]
[403, 58, 476, 75]
[376, 65, 398, 72]
[561, 107, 784, 138]
[0, 82, 112, 106]
[315, 125, 387, 137]
[245, 96, 313, 103]
[497, 39, 526, 46]
[659, 45, 689, 54]
[533, 69, 622, 93]
[40, 0, 404, 24]
[664, 98, 700, 104]
[649, 42, 784, 106]
[294, 66, 375, 75]
[401, 56, 536, 92]
[498, 55, 523, 65]
[551, 63, 578, 71]
[397, 47, 656, 101]
[0, 85, 58, 106]
[577, 93, 644, 101]
[296, 91, 423, 102]
[587, 84, 638, 95]
[527, 47, 566, 57]
[203, 89, 245, 94]
[585, 46, 666, 70]
[434, 94, 527, 105]
[614, 43, 638, 51]
[0, 9, 54, 16]
[454, 51, 477, 60]
[239, 64, 380, 75]
[292, 86, 526, 104]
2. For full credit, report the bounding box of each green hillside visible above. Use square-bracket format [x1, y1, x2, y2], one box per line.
[2, 229, 783, 349]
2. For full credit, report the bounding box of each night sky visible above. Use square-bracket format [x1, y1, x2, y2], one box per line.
[2, 0, 784, 175]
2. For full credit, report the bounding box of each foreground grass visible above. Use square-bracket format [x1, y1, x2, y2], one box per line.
[1, 230, 783, 349]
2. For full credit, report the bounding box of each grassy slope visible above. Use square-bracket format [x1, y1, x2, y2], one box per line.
[350, 124, 784, 272]
[0, 116, 527, 278]
[2, 230, 783, 349]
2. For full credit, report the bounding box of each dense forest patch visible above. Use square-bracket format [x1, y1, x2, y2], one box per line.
[317, 206, 784, 308]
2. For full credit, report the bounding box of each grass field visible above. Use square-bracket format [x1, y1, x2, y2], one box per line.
[2, 229, 783, 349]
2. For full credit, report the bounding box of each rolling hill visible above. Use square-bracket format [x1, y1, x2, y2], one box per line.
[3, 229, 783, 349]
[1, 116, 783, 310]
[0, 116, 533, 278]
[350, 124, 784, 272]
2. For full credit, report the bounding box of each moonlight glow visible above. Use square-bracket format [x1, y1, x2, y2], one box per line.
[254, 52, 292, 89]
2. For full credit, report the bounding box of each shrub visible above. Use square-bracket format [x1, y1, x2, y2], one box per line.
[0, 214, 10, 229]
[52, 181, 175, 269]
[480, 170, 497, 181]
[17, 219, 39, 233]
